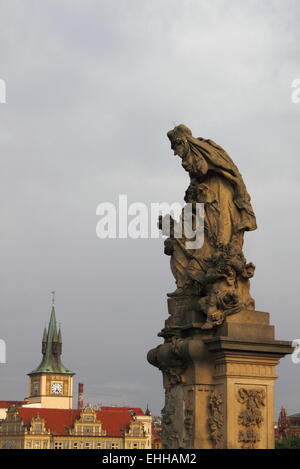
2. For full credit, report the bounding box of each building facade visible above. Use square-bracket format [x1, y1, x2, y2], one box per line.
[0, 405, 152, 449]
[0, 303, 152, 449]
[276, 407, 300, 440]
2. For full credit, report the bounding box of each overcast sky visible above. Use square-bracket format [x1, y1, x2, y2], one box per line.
[1, 0, 300, 417]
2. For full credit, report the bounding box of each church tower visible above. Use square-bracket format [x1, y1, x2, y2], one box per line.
[25, 302, 75, 409]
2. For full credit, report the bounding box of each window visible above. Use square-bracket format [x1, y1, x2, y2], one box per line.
[133, 426, 140, 436]
[83, 426, 93, 434]
[96, 442, 102, 449]
[111, 443, 119, 449]
[84, 416, 93, 422]
[34, 424, 42, 433]
[26, 441, 32, 449]
[34, 440, 40, 449]
[33, 382, 39, 395]
[85, 442, 92, 449]
[54, 441, 63, 449]
[73, 442, 78, 449]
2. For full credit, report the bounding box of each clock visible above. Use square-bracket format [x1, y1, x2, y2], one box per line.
[51, 382, 63, 395]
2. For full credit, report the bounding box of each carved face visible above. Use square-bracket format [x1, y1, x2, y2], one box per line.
[172, 138, 188, 158]
[173, 142, 186, 158]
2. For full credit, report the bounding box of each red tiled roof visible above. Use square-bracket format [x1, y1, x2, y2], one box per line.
[18, 408, 80, 435]
[16, 406, 145, 437]
[96, 407, 144, 437]
[99, 406, 144, 415]
[0, 401, 26, 408]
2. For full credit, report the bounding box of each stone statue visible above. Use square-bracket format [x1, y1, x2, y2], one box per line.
[160, 124, 257, 329]
[148, 125, 293, 449]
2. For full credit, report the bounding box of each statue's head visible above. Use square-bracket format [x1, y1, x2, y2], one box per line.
[167, 124, 192, 158]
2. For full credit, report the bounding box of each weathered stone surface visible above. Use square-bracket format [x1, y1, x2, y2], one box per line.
[147, 125, 292, 449]
[159, 124, 257, 329]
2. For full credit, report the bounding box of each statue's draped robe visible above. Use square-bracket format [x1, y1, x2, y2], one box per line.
[169, 136, 256, 308]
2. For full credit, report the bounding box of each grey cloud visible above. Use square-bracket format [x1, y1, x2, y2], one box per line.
[0, 0, 300, 416]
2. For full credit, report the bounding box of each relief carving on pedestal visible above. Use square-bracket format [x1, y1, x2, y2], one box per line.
[148, 336, 188, 448]
[184, 389, 194, 445]
[237, 388, 265, 449]
[208, 390, 224, 448]
[161, 385, 184, 449]
[164, 367, 183, 386]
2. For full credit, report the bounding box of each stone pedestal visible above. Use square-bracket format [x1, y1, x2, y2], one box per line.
[147, 299, 292, 449]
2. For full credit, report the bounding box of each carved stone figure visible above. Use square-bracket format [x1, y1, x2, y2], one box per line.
[208, 390, 224, 448]
[160, 124, 257, 328]
[161, 385, 185, 449]
[183, 389, 194, 447]
[237, 388, 265, 449]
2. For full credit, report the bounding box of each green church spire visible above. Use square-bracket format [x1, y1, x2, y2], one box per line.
[28, 304, 74, 376]
[42, 327, 48, 342]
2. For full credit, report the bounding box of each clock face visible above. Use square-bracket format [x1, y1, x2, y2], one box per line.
[51, 382, 63, 395]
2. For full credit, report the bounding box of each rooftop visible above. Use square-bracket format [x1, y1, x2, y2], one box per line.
[14, 406, 146, 436]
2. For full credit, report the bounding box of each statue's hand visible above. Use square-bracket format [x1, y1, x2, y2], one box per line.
[164, 238, 174, 256]
[184, 182, 198, 202]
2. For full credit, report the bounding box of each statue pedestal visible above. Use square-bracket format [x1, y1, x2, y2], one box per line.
[148, 302, 292, 449]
